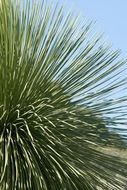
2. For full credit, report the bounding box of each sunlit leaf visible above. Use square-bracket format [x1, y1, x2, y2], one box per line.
[0, 0, 127, 189]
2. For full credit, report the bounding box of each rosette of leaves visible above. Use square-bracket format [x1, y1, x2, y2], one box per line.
[0, 0, 127, 189]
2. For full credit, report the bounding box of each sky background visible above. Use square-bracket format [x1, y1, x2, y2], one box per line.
[61, 0, 127, 58]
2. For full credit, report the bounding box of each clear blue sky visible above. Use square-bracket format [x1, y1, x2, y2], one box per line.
[61, 0, 127, 58]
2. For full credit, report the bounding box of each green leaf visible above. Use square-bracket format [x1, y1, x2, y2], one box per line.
[0, 0, 127, 189]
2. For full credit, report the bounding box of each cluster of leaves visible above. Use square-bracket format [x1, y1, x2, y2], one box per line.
[0, 0, 127, 189]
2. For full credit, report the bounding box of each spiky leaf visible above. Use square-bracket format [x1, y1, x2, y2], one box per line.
[0, 0, 127, 189]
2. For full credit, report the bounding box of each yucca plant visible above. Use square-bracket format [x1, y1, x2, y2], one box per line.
[0, 0, 127, 189]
